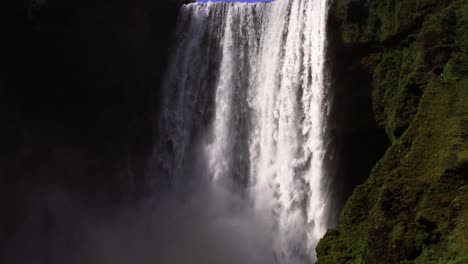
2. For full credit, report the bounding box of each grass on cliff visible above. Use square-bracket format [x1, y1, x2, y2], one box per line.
[317, 0, 468, 263]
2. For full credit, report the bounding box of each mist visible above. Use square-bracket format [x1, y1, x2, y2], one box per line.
[5, 182, 276, 264]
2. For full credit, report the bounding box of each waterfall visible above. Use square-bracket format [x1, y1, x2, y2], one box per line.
[156, 0, 331, 262]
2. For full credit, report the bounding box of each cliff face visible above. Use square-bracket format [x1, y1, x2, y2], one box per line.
[1, 0, 189, 197]
[0, 0, 189, 254]
[317, 0, 468, 263]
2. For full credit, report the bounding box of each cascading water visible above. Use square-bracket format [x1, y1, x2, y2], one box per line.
[156, 0, 331, 262]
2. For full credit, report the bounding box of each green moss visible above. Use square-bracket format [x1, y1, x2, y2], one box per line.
[31, 0, 47, 10]
[29, 0, 48, 20]
[335, 0, 442, 44]
[317, 0, 468, 263]
[372, 42, 425, 143]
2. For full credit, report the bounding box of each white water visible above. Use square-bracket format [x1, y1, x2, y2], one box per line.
[156, 0, 331, 262]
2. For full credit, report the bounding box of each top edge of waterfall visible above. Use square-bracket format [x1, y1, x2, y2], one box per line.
[195, 0, 275, 2]
[185, 0, 276, 7]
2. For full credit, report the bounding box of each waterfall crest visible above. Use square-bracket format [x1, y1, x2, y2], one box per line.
[156, 0, 331, 262]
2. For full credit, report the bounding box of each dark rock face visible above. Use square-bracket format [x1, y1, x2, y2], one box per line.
[323, 7, 390, 226]
[317, 0, 468, 263]
[0, 0, 190, 255]
[1, 0, 190, 197]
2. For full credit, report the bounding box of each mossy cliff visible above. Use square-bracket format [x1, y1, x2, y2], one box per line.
[317, 0, 468, 263]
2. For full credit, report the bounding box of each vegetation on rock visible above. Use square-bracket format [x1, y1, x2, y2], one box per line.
[317, 0, 468, 263]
